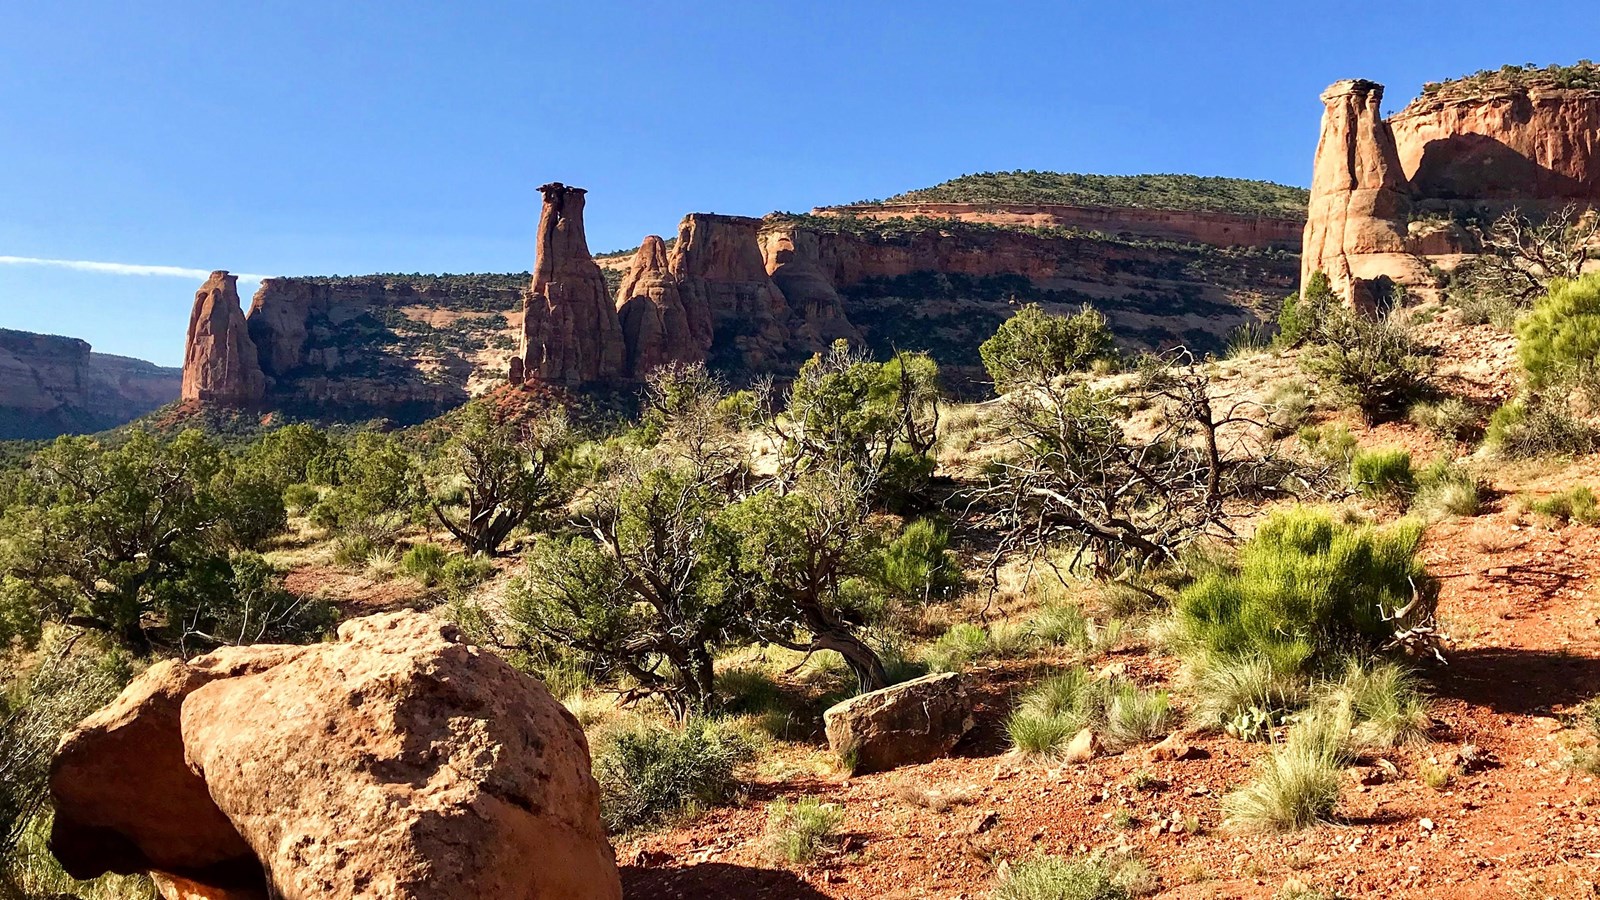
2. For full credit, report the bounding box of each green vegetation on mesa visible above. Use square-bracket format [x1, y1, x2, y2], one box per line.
[1418, 60, 1600, 103]
[856, 171, 1309, 218]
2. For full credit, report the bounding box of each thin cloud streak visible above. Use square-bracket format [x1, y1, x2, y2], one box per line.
[0, 256, 271, 281]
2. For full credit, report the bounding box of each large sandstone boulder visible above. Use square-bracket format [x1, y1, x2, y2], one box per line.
[518, 183, 626, 387]
[181, 271, 265, 407]
[823, 672, 975, 774]
[49, 612, 620, 900]
[615, 235, 706, 379]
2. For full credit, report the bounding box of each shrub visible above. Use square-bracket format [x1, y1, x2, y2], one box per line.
[1221, 714, 1346, 832]
[593, 719, 760, 833]
[1526, 486, 1600, 525]
[1297, 424, 1358, 465]
[439, 553, 496, 595]
[993, 853, 1131, 900]
[1263, 381, 1313, 438]
[876, 518, 963, 604]
[1517, 274, 1600, 401]
[1275, 273, 1338, 348]
[1485, 394, 1598, 458]
[282, 482, 320, 515]
[980, 303, 1117, 391]
[399, 543, 450, 586]
[1349, 449, 1414, 502]
[1407, 397, 1479, 442]
[763, 797, 844, 864]
[1300, 307, 1432, 421]
[924, 622, 1012, 673]
[333, 535, 376, 567]
[1174, 508, 1434, 674]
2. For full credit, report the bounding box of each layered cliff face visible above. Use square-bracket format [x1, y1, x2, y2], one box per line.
[0, 330, 181, 439]
[182, 271, 266, 406]
[760, 226, 863, 351]
[668, 214, 798, 371]
[1302, 68, 1600, 304]
[517, 183, 627, 386]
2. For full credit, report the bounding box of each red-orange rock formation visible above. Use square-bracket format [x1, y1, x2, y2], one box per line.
[669, 214, 795, 370]
[1302, 70, 1600, 304]
[1300, 80, 1424, 305]
[49, 612, 620, 900]
[517, 183, 625, 386]
[814, 202, 1304, 250]
[760, 225, 863, 349]
[614, 235, 705, 379]
[180, 272, 265, 406]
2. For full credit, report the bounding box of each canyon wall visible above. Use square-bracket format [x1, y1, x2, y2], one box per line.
[814, 202, 1304, 250]
[1302, 71, 1600, 304]
[0, 330, 180, 439]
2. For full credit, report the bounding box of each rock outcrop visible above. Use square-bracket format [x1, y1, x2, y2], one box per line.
[760, 225, 863, 349]
[1300, 81, 1424, 306]
[517, 183, 626, 386]
[669, 214, 797, 371]
[814, 201, 1305, 250]
[0, 330, 181, 439]
[180, 272, 266, 407]
[1302, 69, 1600, 304]
[49, 612, 620, 900]
[614, 235, 705, 379]
[823, 672, 975, 774]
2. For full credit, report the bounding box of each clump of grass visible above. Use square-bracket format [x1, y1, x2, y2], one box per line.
[1568, 696, 1600, 774]
[1298, 423, 1358, 464]
[333, 535, 376, 567]
[764, 797, 845, 865]
[1222, 709, 1348, 832]
[1410, 460, 1482, 519]
[1323, 659, 1431, 751]
[1007, 668, 1169, 757]
[1419, 762, 1453, 790]
[891, 781, 978, 812]
[1187, 653, 1309, 732]
[1526, 486, 1600, 525]
[1349, 448, 1415, 502]
[362, 544, 399, 579]
[993, 853, 1134, 900]
[1264, 380, 1313, 438]
[1486, 394, 1598, 458]
[924, 623, 995, 673]
[593, 718, 761, 833]
[1408, 396, 1480, 442]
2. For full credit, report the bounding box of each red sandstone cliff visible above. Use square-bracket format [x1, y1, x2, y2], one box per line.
[181, 271, 265, 407]
[615, 235, 704, 379]
[0, 330, 181, 439]
[1302, 70, 1600, 304]
[668, 214, 795, 370]
[517, 183, 626, 386]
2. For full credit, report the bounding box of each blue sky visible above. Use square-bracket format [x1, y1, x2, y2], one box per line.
[1, 0, 1593, 366]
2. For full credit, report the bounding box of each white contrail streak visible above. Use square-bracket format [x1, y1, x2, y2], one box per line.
[0, 255, 271, 281]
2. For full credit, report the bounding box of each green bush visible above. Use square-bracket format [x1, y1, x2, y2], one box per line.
[593, 719, 760, 833]
[1410, 460, 1482, 519]
[1485, 394, 1598, 458]
[1299, 300, 1432, 421]
[979, 303, 1117, 391]
[763, 797, 844, 864]
[399, 543, 450, 586]
[923, 623, 993, 673]
[1174, 508, 1434, 674]
[283, 482, 320, 515]
[1221, 709, 1348, 832]
[1407, 397, 1480, 442]
[1517, 274, 1600, 400]
[439, 553, 496, 595]
[1297, 424, 1357, 465]
[1527, 486, 1600, 525]
[876, 519, 963, 604]
[1349, 448, 1414, 502]
[1276, 272, 1338, 348]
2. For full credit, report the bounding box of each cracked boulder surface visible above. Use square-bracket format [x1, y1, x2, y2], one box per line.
[48, 612, 620, 900]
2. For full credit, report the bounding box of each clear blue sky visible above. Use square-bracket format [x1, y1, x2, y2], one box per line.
[1, 0, 1593, 366]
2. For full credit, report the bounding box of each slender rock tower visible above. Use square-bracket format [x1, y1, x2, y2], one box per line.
[181, 271, 266, 406]
[515, 183, 625, 386]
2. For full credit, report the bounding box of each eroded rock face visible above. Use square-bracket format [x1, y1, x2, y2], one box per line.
[49, 612, 620, 900]
[669, 214, 795, 371]
[181, 272, 265, 407]
[0, 330, 181, 439]
[761, 225, 863, 350]
[518, 183, 626, 386]
[823, 672, 975, 774]
[615, 235, 705, 378]
[1300, 81, 1423, 306]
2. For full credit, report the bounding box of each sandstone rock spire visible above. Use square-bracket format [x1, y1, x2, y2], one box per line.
[615, 235, 706, 379]
[1300, 80, 1422, 306]
[668, 214, 792, 371]
[180, 271, 266, 406]
[516, 183, 625, 386]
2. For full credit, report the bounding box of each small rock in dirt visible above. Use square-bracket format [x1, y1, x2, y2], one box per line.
[1145, 732, 1198, 762]
[1063, 728, 1101, 763]
[969, 810, 1000, 834]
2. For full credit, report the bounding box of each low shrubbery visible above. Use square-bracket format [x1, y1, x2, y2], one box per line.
[592, 718, 761, 833]
[1517, 274, 1600, 402]
[763, 797, 844, 864]
[1485, 394, 1598, 458]
[1174, 508, 1435, 675]
[1349, 449, 1414, 502]
[1525, 486, 1600, 525]
[979, 303, 1118, 391]
[1006, 668, 1170, 757]
[993, 852, 1144, 900]
[1407, 397, 1480, 442]
[1222, 708, 1347, 832]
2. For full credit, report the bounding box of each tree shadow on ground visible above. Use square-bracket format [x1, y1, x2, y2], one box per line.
[1430, 648, 1600, 716]
[622, 862, 832, 899]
